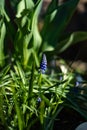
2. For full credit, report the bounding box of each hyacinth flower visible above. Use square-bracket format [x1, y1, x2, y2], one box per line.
[37, 54, 47, 103]
[38, 53, 47, 86]
[40, 53, 47, 74]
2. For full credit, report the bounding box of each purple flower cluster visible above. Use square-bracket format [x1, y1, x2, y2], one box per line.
[40, 54, 47, 74]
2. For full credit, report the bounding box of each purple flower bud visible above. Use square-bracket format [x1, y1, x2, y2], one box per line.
[37, 97, 41, 103]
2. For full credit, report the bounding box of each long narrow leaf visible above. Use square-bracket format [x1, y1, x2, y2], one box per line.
[41, 0, 79, 50]
[28, 61, 35, 104]
[56, 31, 87, 53]
[10, 70, 24, 130]
[0, 21, 6, 66]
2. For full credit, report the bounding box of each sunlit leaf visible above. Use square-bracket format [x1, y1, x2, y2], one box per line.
[0, 21, 6, 66]
[56, 31, 87, 53]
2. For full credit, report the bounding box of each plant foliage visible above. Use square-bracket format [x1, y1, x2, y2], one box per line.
[0, 0, 87, 130]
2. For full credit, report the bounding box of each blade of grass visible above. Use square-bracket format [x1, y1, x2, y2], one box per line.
[46, 106, 63, 130]
[16, 61, 26, 85]
[66, 97, 87, 120]
[28, 61, 35, 105]
[0, 21, 6, 66]
[0, 88, 7, 128]
[10, 70, 24, 130]
[39, 100, 45, 125]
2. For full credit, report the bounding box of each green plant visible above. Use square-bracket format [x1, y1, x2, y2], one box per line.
[0, 61, 87, 130]
[0, 0, 87, 67]
[0, 0, 87, 130]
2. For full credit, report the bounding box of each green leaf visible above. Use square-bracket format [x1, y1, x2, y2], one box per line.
[46, 106, 63, 130]
[0, 21, 6, 67]
[16, 0, 25, 18]
[16, 61, 26, 85]
[39, 100, 45, 124]
[31, 0, 42, 50]
[15, 0, 42, 67]
[45, 31, 87, 56]
[41, 0, 79, 51]
[0, 88, 7, 127]
[16, 0, 34, 17]
[25, 0, 34, 10]
[28, 61, 35, 104]
[0, 0, 4, 10]
[66, 97, 87, 120]
[46, 0, 58, 14]
[56, 31, 87, 53]
[10, 71, 24, 130]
